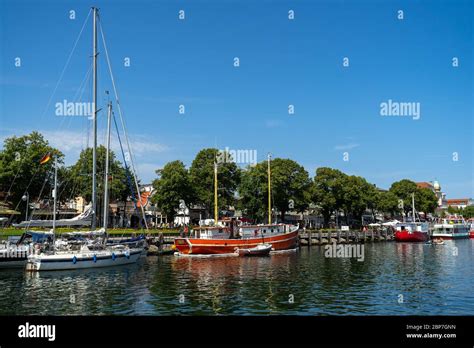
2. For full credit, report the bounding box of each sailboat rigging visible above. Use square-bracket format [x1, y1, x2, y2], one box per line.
[26, 7, 146, 271]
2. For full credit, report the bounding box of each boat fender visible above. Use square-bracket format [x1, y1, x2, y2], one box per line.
[93, 254, 97, 263]
[125, 250, 130, 259]
[112, 253, 116, 261]
[72, 256, 77, 264]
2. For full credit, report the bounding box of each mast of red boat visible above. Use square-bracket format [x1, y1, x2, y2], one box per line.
[267, 153, 272, 225]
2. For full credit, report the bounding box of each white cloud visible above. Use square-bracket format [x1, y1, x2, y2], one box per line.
[0, 128, 168, 166]
[334, 143, 360, 151]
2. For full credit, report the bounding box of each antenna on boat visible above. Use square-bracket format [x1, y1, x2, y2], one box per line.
[267, 153, 272, 225]
[103, 101, 112, 233]
[91, 6, 99, 231]
[214, 159, 218, 225]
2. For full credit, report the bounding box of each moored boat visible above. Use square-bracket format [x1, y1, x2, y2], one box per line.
[237, 243, 272, 256]
[26, 244, 143, 271]
[25, 8, 146, 271]
[468, 219, 474, 238]
[432, 215, 470, 239]
[174, 154, 299, 255]
[394, 193, 429, 242]
[0, 231, 53, 269]
[175, 224, 299, 255]
[394, 222, 429, 242]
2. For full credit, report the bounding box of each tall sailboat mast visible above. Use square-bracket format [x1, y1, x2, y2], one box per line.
[214, 161, 218, 224]
[52, 158, 58, 232]
[103, 102, 112, 231]
[91, 6, 98, 230]
[412, 192, 416, 222]
[268, 153, 272, 225]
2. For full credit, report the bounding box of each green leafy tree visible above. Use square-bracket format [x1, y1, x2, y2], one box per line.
[310, 167, 346, 227]
[415, 187, 438, 214]
[341, 175, 373, 225]
[69, 145, 129, 205]
[0, 132, 63, 215]
[462, 205, 474, 218]
[238, 165, 267, 222]
[270, 158, 311, 222]
[389, 179, 418, 216]
[189, 148, 241, 217]
[151, 160, 194, 222]
[239, 158, 311, 223]
[376, 191, 401, 217]
[390, 179, 438, 217]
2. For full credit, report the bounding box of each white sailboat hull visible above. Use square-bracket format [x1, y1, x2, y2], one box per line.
[26, 248, 143, 271]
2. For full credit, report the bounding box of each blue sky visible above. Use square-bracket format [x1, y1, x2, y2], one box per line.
[1, 0, 472, 198]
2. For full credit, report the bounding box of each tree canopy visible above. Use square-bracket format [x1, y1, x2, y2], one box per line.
[0, 132, 63, 214]
[151, 160, 194, 221]
[389, 179, 438, 216]
[189, 148, 241, 216]
[69, 145, 129, 204]
[239, 158, 311, 222]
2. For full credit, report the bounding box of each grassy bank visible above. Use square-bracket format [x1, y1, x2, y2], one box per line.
[0, 227, 180, 237]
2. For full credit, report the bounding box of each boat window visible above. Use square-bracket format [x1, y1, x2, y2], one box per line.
[219, 229, 223, 233]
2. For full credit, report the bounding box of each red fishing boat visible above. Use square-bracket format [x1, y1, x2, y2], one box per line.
[174, 154, 299, 255]
[394, 222, 429, 242]
[394, 193, 429, 242]
[174, 223, 299, 255]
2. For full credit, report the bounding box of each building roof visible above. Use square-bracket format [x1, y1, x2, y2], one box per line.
[416, 182, 433, 189]
[447, 198, 469, 204]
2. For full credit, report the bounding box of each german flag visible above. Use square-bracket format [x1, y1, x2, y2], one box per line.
[39, 153, 51, 165]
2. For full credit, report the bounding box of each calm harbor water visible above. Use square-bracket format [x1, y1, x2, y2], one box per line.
[1, 240, 473, 315]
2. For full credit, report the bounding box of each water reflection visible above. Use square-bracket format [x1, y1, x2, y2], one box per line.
[0, 240, 472, 315]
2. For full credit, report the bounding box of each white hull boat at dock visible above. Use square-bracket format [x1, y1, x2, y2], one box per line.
[26, 245, 144, 271]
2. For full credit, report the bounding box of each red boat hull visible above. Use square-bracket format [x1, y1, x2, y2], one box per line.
[470, 231, 474, 239]
[394, 230, 428, 242]
[174, 230, 299, 255]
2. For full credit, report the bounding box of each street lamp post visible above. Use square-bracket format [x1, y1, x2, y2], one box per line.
[21, 193, 29, 221]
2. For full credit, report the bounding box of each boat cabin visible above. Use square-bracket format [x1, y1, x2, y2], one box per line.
[239, 224, 290, 238]
[192, 226, 231, 239]
[395, 222, 428, 233]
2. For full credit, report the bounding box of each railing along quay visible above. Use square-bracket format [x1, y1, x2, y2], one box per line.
[298, 229, 394, 245]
